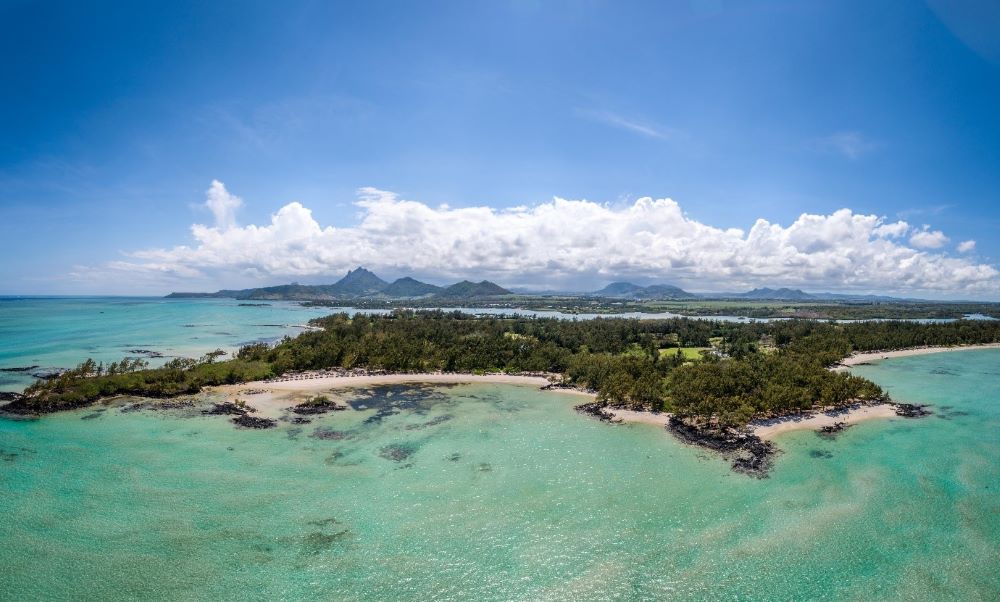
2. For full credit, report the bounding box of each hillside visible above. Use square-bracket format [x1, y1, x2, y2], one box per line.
[735, 288, 815, 301]
[166, 269, 508, 301]
[593, 282, 695, 300]
[438, 280, 512, 297]
[383, 277, 442, 297]
[334, 267, 388, 296]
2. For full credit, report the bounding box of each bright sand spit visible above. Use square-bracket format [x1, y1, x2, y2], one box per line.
[751, 404, 898, 440]
[834, 343, 1000, 370]
[606, 408, 672, 427]
[608, 404, 900, 440]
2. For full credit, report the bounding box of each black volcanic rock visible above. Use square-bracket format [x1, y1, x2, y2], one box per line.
[894, 403, 932, 418]
[291, 397, 348, 415]
[231, 414, 277, 429]
[667, 417, 776, 478]
[203, 402, 252, 416]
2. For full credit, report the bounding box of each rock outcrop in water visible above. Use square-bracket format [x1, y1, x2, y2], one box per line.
[574, 401, 618, 422]
[817, 421, 851, 438]
[125, 349, 164, 358]
[667, 417, 776, 478]
[291, 396, 348, 415]
[231, 414, 277, 429]
[575, 400, 775, 477]
[201, 401, 276, 428]
[893, 403, 932, 418]
[203, 402, 253, 416]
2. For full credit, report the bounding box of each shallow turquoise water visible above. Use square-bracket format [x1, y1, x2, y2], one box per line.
[0, 350, 997, 600]
[0, 297, 332, 391]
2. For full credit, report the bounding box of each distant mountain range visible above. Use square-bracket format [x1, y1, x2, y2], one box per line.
[715, 287, 904, 302]
[591, 283, 905, 302]
[166, 268, 513, 300]
[167, 269, 913, 303]
[592, 282, 697, 300]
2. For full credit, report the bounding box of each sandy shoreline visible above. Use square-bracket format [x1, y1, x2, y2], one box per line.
[208, 370, 902, 438]
[205, 342, 999, 434]
[605, 404, 900, 439]
[606, 408, 672, 427]
[248, 372, 554, 391]
[208, 372, 593, 419]
[835, 343, 1000, 369]
[750, 404, 898, 440]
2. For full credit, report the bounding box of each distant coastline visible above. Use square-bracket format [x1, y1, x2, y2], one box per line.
[835, 343, 1000, 370]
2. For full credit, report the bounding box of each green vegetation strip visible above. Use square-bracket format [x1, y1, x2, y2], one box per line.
[7, 312, 1000, 430]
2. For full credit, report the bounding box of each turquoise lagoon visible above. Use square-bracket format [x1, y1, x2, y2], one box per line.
[0, 297, 334, 392]
[0, 348, 998, 600]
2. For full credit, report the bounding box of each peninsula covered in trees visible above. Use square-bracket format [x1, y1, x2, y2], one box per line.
[7, 312, 1000, 433]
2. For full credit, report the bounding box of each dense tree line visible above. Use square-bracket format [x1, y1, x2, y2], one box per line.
[11, 312, 1000, 424]
[667, 337, 884, 428]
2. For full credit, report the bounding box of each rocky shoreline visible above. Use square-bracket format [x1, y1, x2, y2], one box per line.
[573, 401, 621, 423]
[574, 396, 935, 477]
[893, 403, 933, 417]
[201, 401, 277, 429]
[290, 397, 349, 415]
[2, 365, 936, 476]
[666, 417, 777, 478]
[573, 400, 776, 477]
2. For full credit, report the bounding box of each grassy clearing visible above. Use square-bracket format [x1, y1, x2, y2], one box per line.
[660, 347, 711, 360]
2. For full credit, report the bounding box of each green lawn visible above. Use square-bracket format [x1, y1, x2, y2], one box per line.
[660, 347, 711, 360]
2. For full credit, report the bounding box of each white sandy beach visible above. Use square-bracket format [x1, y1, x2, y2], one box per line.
[751, 404, 898, 440]
[606, 408, 672, 427]
[208, 372, 586, 418]
[608, 403, 900, 439]
[208, 370, 903, 437]
[206, 342, 1000, 432]
[835, 343, 1000, 369]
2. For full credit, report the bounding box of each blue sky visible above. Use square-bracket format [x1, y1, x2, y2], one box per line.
[1, 0, 999, 297]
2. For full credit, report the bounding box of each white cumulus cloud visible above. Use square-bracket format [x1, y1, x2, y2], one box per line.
[204, 180, 244, 229]
[100, 183, 999, 295]
[909, 226, 949, 249]
[957, 240, 976, 253]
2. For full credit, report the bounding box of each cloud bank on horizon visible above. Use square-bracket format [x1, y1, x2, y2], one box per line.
[94, 181, 999, 296]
